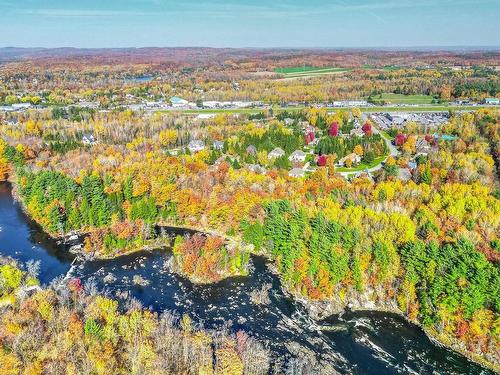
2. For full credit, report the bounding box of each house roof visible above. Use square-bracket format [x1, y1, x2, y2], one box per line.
[398, 168, 412, 181]
[188, 140, 205, 148]
[269, 147, 285, 155]
[247, 164, 267, 174]
[268, 148, 285, 159]
[416, 139, 430, 148]
[289, 150, 306, 160]
[289, 168, 305, 177]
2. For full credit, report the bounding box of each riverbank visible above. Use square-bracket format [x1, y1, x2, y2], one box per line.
[292, 284, 500, 373]
[4, 179, 498, 372]
[259, 251, 499, 372]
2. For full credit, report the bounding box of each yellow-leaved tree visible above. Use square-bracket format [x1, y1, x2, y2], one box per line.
[159, 129, 178, 147]
[353, 144, 364, 156]
[0, 140, 9, 181]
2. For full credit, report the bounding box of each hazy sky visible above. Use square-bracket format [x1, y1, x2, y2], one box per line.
[1, 0, 499, 48]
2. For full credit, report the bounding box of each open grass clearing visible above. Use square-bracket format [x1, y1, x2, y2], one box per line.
[368, 93, 436, 105]
[336, 155, 387, 172]
[275, 66, 351, 79]
[162, 105, 489, 116]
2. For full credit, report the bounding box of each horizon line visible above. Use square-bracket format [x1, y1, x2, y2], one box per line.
[1, 45, 500, 51]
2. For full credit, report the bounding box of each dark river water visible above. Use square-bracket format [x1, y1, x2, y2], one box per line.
[0, 182, 493, 375]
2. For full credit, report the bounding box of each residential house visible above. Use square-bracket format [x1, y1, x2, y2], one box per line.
[350, 128, 365, 137]
[187, 140, 205, 153]
[82, 134, 97, 145]
[288, 150, 307, 163]
[397, 168, 412, 182]
[246, 145, 257, 155]
[247, 164, 267, 175]
[338, 153, 361, 167]
[213, 140, 224, 151]
[289, 168, 306, 178]
[407, 160, 418, 170]
[268, 147, 285, 159]
[416, 138, 431, 154]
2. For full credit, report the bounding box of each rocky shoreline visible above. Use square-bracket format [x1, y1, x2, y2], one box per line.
[6, 179, 499, 373]
[289, 284, 500, 373]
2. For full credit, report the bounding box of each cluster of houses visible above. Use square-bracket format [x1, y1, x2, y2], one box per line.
[185, 137, 312, 178]
[370, 112, 450, 130]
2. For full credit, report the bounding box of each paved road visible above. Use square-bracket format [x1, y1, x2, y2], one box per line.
[337, 114, 400, 177]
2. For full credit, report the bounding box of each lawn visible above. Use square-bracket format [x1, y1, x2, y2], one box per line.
[164, 105, 488, 116]
[363, 105, 483, 112]
[275, 66, 323, 74]
[380, 130, 394, 141]
[336, 155, 387, 172]
[368, 93, 436, 105]
[275, 66, 351, 78]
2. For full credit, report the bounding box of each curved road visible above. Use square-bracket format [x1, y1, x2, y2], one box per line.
[338, 114, 399, 177]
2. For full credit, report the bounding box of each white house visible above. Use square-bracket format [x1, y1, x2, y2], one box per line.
[247, 164, 267, 175]
[350, 128, 365, 137]
[268, 147, 285, 159]
[213, 140, 224, 151]
[187, 140, 205, 153]
[170, 96, 189, 108]
[82, 134, 97, 145]
[289, 168, 306, 178]
[288, 150, 307, 163]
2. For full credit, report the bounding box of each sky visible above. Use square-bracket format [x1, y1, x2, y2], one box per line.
[0, 0, 499, 48]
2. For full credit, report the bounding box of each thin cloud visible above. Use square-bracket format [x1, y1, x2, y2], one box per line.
[19, 4, 324, 19]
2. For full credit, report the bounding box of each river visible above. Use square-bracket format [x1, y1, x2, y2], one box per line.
[0, 182, 492, 375]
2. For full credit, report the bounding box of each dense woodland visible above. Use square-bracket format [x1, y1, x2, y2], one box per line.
[0, 50, 499, 373]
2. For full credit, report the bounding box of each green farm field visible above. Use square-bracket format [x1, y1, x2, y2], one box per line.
[275, 66, 351, 78]
[368, 93, 436, 105]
